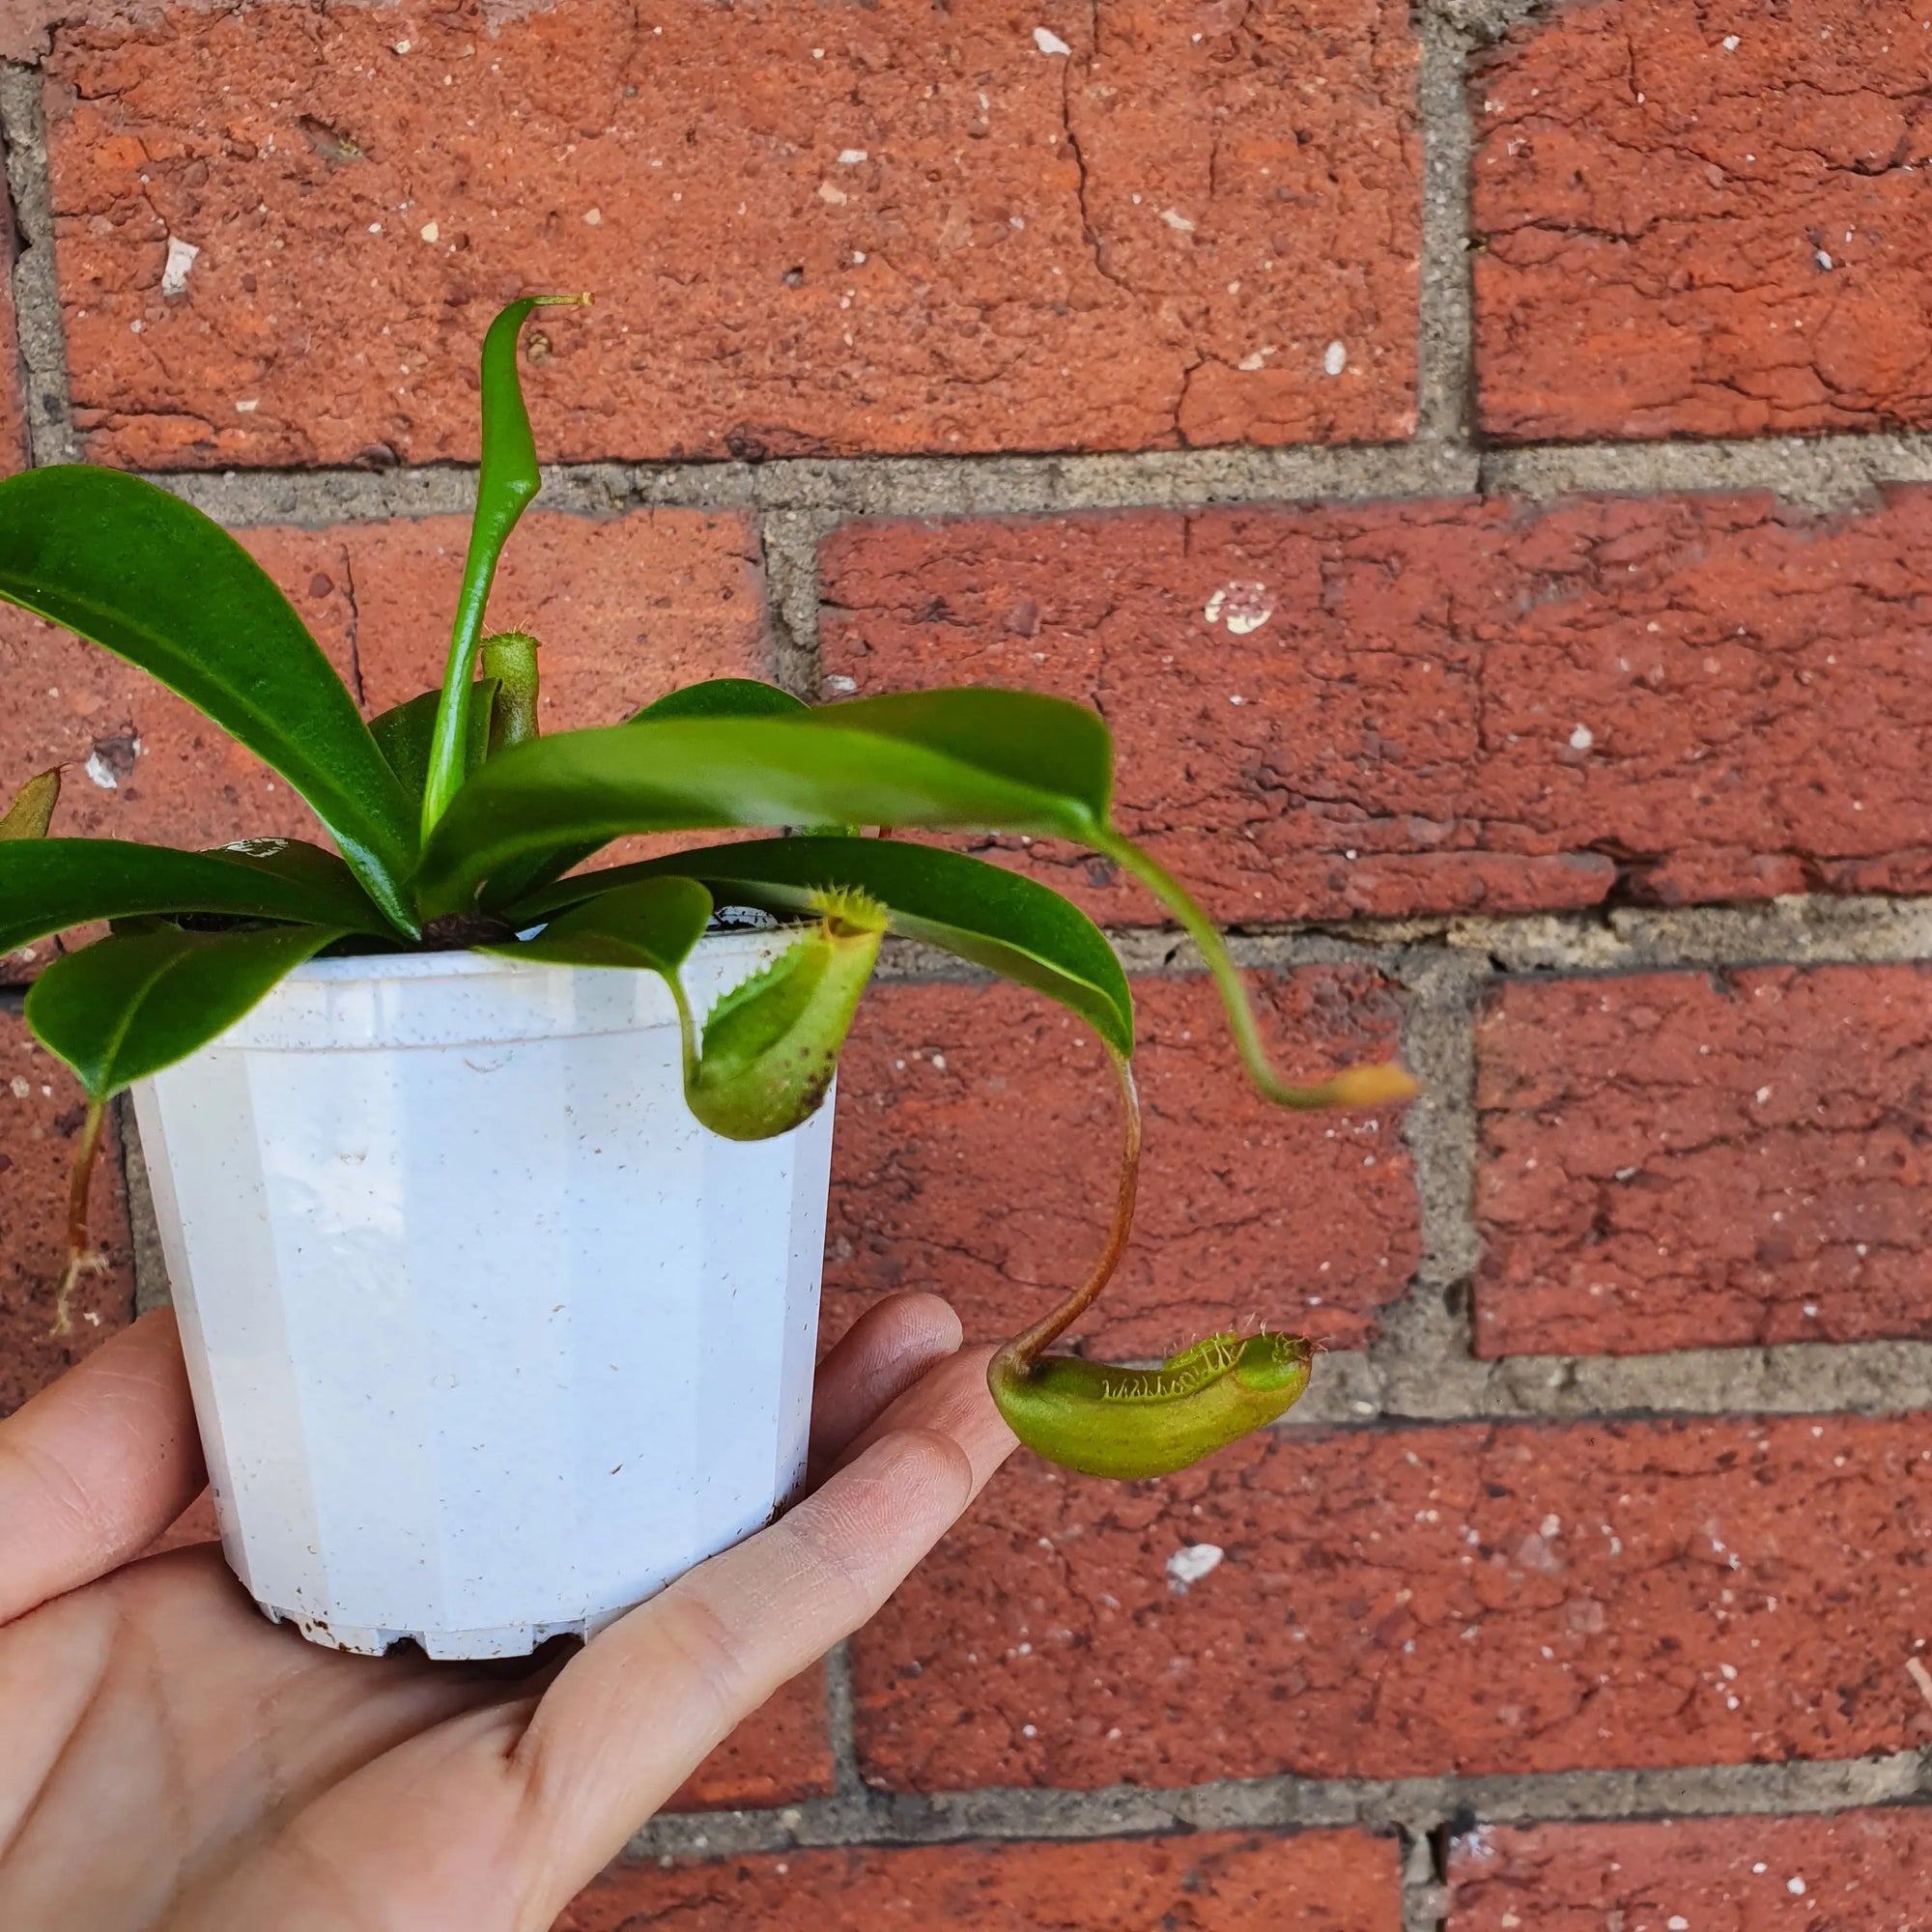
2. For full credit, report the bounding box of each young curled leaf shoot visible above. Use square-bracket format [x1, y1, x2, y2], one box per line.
[420, 294, 589, 838]
[987, 1048, 1313, 1479]
[481, 632, 542, 753]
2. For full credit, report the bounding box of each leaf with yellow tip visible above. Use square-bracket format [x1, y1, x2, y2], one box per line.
[0, 768, 59, 841]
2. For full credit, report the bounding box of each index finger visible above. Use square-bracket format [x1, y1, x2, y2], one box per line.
[0, 1309, 205, 1623]
[506, 1347, 1012, 1896]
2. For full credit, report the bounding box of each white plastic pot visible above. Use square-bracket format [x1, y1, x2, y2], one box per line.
[129, 934, 835, 1661]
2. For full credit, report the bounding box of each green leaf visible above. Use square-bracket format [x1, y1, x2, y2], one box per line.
[0, 838, 391, 956]
[27, 923, 344, 1101]
[0, 768, 59, 840]
[486, 875, 712, 974]
[420, 694, 1112, 916]
[812, 690, 1113, 828]
[0, 467, 417, 933]
[688, 889, 885, 1140]
[633, 678, 808, 724]
[420, 295, 590, 837]
[370, 680, 499, 806]
[476, 678, 812, 912]
[517, 836, 1134, 1059]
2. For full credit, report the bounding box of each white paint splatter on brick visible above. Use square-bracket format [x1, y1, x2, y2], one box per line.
[1166, 1543, 1224, 1589]
[160, 236, 199, 297]
[1204, 582, 1273, 635]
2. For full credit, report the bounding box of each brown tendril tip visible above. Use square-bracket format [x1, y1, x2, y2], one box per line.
[52, 1100, 108, 1338]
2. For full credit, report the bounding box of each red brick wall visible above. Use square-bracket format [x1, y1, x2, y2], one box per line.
[3, 3, 1930, 1927]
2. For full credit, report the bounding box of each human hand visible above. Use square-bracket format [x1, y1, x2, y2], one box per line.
[0, 1294, 1012, 1930]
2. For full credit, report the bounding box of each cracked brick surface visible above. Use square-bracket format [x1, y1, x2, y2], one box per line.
[820, 489, 1932, 924]
[558, 1831, 1403, 1931]
[0, 249, 25, 472]
[1446, 1806, 1932, 1931]
[664, 1669, 834, 1814]
[850, 1415, 1932, 1789]
[826, 972, 1418, 1360]
[44, 0, 1418, 469]
[0, 506, 766, 977]
[323, 508, 770, 720]
[1473, 0, 1932, 441]
[1475, 965, 1932, 1357]
[0, 1011, 132, 1411]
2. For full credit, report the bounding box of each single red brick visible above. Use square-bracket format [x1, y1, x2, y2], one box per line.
[1447, 1807, 1932, 1932]
[0, 1010, 132, 1412]
[344, 509, 770, 723]
[45, 0, 1418, 468]
[1472, 0, 1932, 441]
[0, 506, 767, 975]
[827, 971, 1417, 1360]
[851, 1414, 1932, 1789]
[820, 490, 1932, 923]
[665, 1668, 834, 1814]
[1475, 965, 1932, 1357]
[559, 1830, 1402, 1931]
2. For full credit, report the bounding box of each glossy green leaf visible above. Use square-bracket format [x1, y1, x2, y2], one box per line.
[633, 678, 808, 724]
[487, 875, 712, 974]
[209, 837, 394, 917]
[420, 694, 1111, 916]
[517, 836, 1134, 1059]
[27, 922, 344, 1101]
[421, 295, 589, 836]
[812, 690, 1113, 827]
[688, 888, 885, 1141]
[0, 467, 416, 933]
[477, 678, 812, 912]
[0, 768, 59, 840]
[370, 680, 499, 806]
[0, 838, 390, 955]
